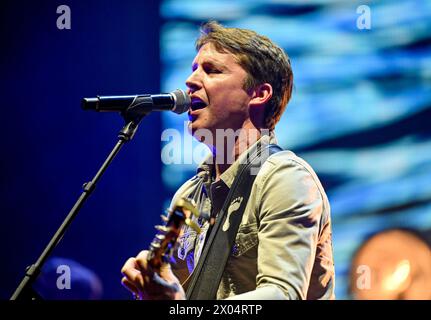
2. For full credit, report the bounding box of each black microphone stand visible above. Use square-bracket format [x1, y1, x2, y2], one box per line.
[10, 111, 147, 300]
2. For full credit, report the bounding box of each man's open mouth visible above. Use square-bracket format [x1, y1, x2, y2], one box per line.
[190, 98, 207, 111]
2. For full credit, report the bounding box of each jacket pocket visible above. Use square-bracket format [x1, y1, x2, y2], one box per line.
[231, 223, 258, 257]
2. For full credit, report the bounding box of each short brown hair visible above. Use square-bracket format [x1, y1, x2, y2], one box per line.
[196, 21, 293, 130]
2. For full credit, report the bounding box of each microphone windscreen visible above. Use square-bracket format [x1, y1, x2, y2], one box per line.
[171, 89, 191, 114]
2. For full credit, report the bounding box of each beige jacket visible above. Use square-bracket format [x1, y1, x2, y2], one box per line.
[170, 134, 335, 300]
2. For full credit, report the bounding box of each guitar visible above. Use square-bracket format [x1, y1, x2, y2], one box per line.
[146, 197, 201, 272]
[128, 198, 202, 299]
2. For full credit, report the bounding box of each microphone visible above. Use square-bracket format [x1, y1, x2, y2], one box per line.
[81, 89, 190, 115]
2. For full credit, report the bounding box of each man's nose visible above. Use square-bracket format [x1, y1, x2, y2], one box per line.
[185, 70, 202, 93]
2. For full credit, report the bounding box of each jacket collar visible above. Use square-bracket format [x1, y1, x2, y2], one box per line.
[196, 131, 278, 188]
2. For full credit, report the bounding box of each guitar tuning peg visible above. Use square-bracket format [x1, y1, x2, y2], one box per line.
[150, 241, 161, 249]
[155, 225, 170, 233]
[155, 234, 166, 241]
[185, 218, 201, 234]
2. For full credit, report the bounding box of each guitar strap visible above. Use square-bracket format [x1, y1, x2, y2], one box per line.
[186, 142, 283, 299]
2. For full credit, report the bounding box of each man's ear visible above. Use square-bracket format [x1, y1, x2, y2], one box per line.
[249, 83, 273, 107]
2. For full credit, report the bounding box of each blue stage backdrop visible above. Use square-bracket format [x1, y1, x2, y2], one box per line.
[159, 0, 431, 299]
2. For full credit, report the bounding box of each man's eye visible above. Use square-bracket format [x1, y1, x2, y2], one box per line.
[207, 68, 221, 74]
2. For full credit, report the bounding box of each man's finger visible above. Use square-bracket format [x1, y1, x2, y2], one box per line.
[121, 257, 139, 275]
[121, 277, 139, 295]
[136, 250, 148, 260]
[135, 251, 152, 275]
[121, 265, 144, 289]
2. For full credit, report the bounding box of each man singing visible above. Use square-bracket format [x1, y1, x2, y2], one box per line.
[121, 21, 335, 300]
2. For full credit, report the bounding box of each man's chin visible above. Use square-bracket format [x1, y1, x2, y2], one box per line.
[187, 121, 214, 144]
